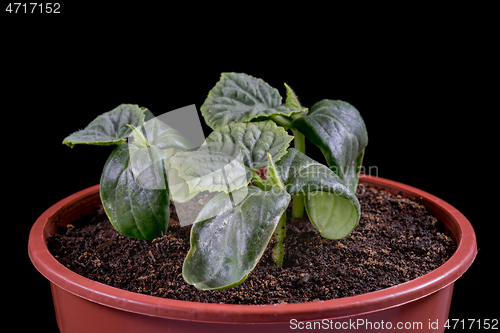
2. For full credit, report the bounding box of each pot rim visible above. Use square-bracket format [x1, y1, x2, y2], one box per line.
[28, 174, 476, 324]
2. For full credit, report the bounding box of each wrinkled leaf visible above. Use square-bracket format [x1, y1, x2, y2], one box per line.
[63, 104, 145, 147]
[170, 121, 292, 194]
[100, 144, 169, 240]
[276, 148, 360, 239]
[204, 120, 293, 170]
[291, 99, 368, 192]
[201, 73, 304, 130]
[164, 148, 199, 203]
[183, 186, 291, 290]
[169, 148, 250, 194]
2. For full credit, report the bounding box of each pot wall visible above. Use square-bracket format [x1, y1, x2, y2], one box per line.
[29, 175, 476, 333]
[49, 281, 454, 333]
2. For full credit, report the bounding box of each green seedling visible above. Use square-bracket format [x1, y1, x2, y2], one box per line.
[62, 73, 368, 291]
[200, 73, 368, 218]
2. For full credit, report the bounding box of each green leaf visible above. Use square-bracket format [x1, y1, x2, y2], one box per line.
[305, 192, 359, 240]
[205, 120, 293, 170]
[100, 144, 169, 240]
[165, 158, 200, 203]
[128, 116, 196, 202]
[169, 121, 293, 194]
[284, 83, 307, 115]
[128, 144, 168, 190]
[183, 186, 291, 290]
[252, 153, 285, 191]
[276, 148, 360, 239]
[140, 117, 195, 151]
[201, 73, 305, 130]
[127, 125, 149, 148]
[63, 104, 145, 147]
[291, 99, 368, 192]
[169, 148, 251, 194]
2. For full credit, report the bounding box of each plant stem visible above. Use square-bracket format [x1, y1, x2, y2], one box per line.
[270, 114, 293, 129]
[292, 129, 306, 154]
[292, 194, 304, 218]
[272, 211, 287, 266]
[291, 129, 306, 218]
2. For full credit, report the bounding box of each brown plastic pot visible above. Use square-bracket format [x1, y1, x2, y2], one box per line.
[29, 174, 476, 333]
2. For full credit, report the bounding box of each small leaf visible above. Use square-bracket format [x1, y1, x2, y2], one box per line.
[275, 148, 360, 239]
[201, 73, 304, 130]
[100, 144, 169, 240]
[291, 99, 368, 192]
[140, 117, 195, 151]
[284, 83, 307, 115]
[183, 186, 291, 290]
[253, 153, 285, 191]
[127, 125, 149, 148]
[63, 104, 145, 147]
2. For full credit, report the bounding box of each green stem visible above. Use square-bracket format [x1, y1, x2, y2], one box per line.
[272, 211, 287, 266]
[291, 129, 306, 218]
[292, 194, 304, 218]
[292, 129, 306, 154]
[270, 114, 293, 129]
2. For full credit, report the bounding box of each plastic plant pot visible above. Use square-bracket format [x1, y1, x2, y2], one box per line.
[28, 174, 477, 333]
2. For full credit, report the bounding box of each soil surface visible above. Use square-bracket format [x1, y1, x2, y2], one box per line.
[47, 187, 456, 305]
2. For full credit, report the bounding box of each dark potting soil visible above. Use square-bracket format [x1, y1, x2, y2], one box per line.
[47, 187, 456, 305]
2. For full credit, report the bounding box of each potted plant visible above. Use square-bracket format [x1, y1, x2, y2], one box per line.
[29, 73, 477, 333]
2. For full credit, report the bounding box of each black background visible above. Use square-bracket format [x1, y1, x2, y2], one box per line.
[3, 5, 495, 331]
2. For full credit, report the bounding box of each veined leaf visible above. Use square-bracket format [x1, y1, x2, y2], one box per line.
[204, 121, 293, 170]
[183, 186, 291, 290]
[275, 148, 360, 239]
[291, 99, 368, 192]
[201, 73, 305, 130]
[63, 104, 145, 147]
[100, 144, 169, 240]
[170, 121, 292, 194]
[169, 148, 250, 194]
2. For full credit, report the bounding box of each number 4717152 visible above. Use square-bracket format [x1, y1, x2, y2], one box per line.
[5, 3, 60, 13]
[444, 318, 498, 330]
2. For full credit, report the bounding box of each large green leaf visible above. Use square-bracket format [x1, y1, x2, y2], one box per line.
[276, 148, 360, 239]
[169, 121, 292, 194]
[204, 120, 293, 170]
[291, 99, 368, 192]
[201, 73, 304, 130]
[100, 144, 169, 240]
[183, 186, 291, 290]
[168, 148, 250, 194]
[63, 104, 146, 147]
